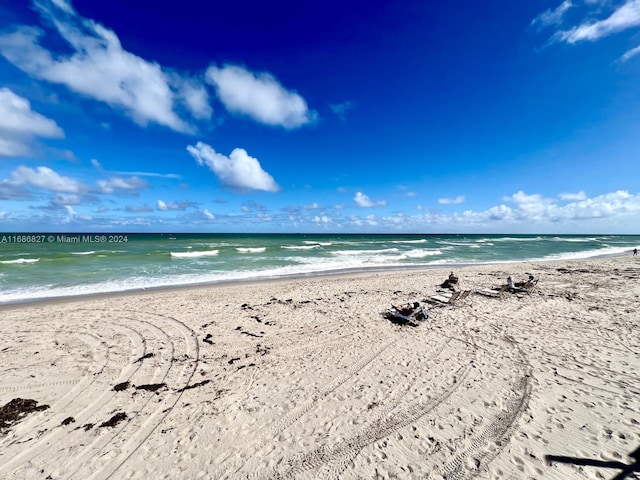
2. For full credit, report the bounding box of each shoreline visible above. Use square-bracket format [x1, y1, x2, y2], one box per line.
[1, 249, 634, 309]
[0, 254, 638, 478]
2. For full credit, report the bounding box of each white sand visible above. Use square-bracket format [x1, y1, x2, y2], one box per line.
[0, 256, 638, 479]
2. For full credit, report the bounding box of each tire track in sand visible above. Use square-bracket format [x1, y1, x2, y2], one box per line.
[0, 308, 199, 480]
[249, 364, 473, 480]
[438, 335, 532, 480]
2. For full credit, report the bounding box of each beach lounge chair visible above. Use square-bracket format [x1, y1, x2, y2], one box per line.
[425, 290, 461, 306]
[456, 290, 471, 304]
[511, 278, 538, 294]
[382, 302, 428, 326]
[476, 285, 508, 298]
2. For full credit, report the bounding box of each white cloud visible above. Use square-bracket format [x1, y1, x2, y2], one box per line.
[0, 138, 31, 158]
[559, 191, 587, 201]
[438, 195, 465, 205]
[0, 0, 211, 133]
[205, 64, 316, 128]
[96, 176, 148, 194]
[0, 88, 64, 157]
[621, 43, 640, 61]
[532, 0, 573, 28]
[554, 0, 640, 43]
[313, 215, 332, 224]
[156, 199, 194, 211]
[91, 158, 180, 179]
[49, 0, 75, 15]
[459, 190, 640, 229]
[203, 209, 215, 220]
[10, 165, 85, 193]
[354, 191, 387, 207]
[63, 205, 91, 222]
[187, 141, 280, 192]
[338, 189, 640, 233]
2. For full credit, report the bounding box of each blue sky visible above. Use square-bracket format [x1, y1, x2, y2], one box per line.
[1, 0, 639, 233]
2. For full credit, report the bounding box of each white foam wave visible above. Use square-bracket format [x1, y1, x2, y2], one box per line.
[281, 245, 319, 250]
[391, 239, 428, 244]
[550, 237, 596, 243]
[0, 258, 395, 304]
[402, 249, 443, 258]
[541, 246, 631, 261]
[331, 248, 400, 256]
[437, 241, 483, 247]
[71, 251, 96, 255]
[491, 236, 544, 242]
[170, 250, 219, 258]
[0, 258, 39, 264]
[236, 247, 266, 253]
[302, 241, 332, 246]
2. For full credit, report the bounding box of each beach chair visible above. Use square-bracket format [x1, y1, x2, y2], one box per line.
[382, 302, 428, 326]
[476, 285, 508, 298]
[511, 278, 538, 294]
[425, 290, 461, 306]
[457, 290, 471, 303]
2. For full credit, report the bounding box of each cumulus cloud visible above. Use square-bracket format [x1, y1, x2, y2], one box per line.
[9, 165, 85, 193]
[559, 191, 587, 201]
[63, 205, 91, 222]
[157, 199, 195, 211]
[0, 165, 152, 206]
[354, 191, 387, 207]
[550, 0, 640, 44]
[313, 215, 332, 224]
[0, 88, 64, 157]
[187, 141, 279, 192]
[339, 189, 640, 233]
[0, 0, 211, 133]
[96, 176, 148, 194]
[438, 195, 465, 205]
[463, 190, 640, 228]
[205, 64, 316, 128]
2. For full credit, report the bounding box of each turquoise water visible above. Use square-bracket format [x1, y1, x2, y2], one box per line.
[0, 233, 638, 304]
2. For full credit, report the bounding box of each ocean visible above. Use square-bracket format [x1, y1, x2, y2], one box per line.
[0, 233, 638, 304]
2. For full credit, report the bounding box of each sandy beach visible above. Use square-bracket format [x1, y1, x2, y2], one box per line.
[0, 256, 638, 479]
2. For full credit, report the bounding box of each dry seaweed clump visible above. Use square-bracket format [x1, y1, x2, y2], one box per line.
[0, 398, 50, 434]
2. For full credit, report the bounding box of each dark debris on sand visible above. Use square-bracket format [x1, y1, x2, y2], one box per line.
[135, 383, 166, 392]
[99, 412, 127, 428]
[61, 416, 75, 426]
[0, 398, 50, 434]
[133, 352, 155, 364]
[113, 381, 130, 392]
[177, 380, 210, 393]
